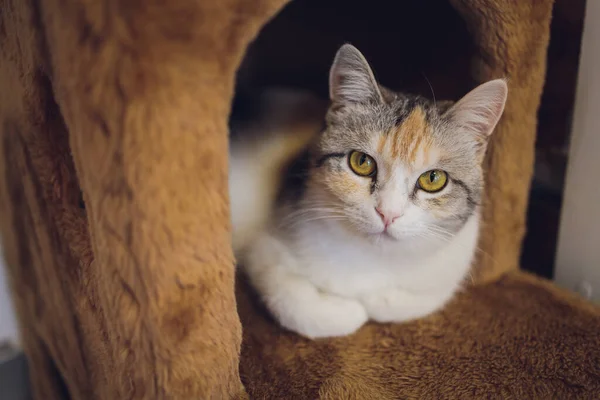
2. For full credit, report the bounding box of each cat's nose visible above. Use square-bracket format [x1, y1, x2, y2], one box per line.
[375, 207, 402, 227]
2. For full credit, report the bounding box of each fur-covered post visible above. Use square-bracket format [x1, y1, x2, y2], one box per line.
[449, 0, 554, 282]
[0, 0, 286, 398]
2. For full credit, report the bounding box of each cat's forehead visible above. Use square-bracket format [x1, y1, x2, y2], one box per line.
[374, 106, 441, 171]
[324, 96, 447, 170]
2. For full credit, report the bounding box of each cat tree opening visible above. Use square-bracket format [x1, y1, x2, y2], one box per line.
[233, 0, 477, 111]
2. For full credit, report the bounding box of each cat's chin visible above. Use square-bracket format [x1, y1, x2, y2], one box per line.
[362, 228, 438, 252]
[337, 220, 425, 247]
[364, 230, 425, 249]
[366, 231, 398, 242]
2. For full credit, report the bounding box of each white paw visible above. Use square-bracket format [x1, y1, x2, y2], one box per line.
[284, 293, 368, 339]
[243, 234, 368, 339]
[267, 280, 368, 339]
[361, 288, 440, 323]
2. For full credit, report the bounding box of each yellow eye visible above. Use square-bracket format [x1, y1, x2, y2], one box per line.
[417, 170, 448, 193]
[348, 151, 377, 177]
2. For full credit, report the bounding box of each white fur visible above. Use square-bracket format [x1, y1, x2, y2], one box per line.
[230, 104, 486, 339]
[232, 140, 481, 338]
[229, 89, 325, 255]
[229, 142, 275, 255]
[238, 201, 478, 339]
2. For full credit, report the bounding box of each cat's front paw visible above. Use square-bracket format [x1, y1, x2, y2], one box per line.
[272, 286, 369, 339]
[289, 293, 368, 339]
[361, 288, 440, 323]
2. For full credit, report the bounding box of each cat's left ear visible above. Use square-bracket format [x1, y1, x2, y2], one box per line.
[329, 44, 384, 105]
[445, 79, 508, 138]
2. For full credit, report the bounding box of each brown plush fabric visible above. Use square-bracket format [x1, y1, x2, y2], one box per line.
[447, 0, 553, 283]
[0, 0, 285, 398]
[239, 271, 600, 399]
[1, 0, 599, 399]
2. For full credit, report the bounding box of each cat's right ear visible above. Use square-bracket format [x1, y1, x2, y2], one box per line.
[329, 44, 384, 106]
[444, 79, 508, 139]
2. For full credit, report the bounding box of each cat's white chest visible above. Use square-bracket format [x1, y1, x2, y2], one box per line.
[295, 240, 395, 296]
[287, 216, 479, 298]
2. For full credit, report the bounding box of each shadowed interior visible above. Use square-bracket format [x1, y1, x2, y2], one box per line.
[234, 0, 475, 104]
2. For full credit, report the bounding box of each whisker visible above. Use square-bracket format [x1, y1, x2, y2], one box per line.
[285, 215, 347, 230]
[421, 72, 436, 107]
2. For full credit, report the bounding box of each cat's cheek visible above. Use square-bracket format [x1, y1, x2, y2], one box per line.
[385, 207, 432, 239]
[411, 192, 454, 220]
[400, 205, 429, 225]
[326, 174, 371, 202]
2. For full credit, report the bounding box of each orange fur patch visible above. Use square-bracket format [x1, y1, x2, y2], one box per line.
[389, 107, 432, 164]
[327, 175, 362, 195]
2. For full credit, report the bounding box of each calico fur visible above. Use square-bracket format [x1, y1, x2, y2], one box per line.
[230, 44, 507, 339]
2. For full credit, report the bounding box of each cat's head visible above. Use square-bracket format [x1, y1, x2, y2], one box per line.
[307, 44, 507, 247]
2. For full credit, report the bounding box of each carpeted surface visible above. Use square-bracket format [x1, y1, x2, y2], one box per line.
[239, 271, 600, 399]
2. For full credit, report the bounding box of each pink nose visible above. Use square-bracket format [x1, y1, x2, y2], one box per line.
[375, 207, 402, 227]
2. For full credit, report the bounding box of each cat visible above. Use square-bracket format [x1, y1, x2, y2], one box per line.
[229, 44, 508, 339]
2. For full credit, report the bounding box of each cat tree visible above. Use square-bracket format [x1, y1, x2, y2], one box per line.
[0, 0, 599, 398]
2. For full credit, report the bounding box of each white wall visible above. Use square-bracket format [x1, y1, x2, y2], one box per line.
[0, 249, 19, 346]
[554, 1, 600, 303]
